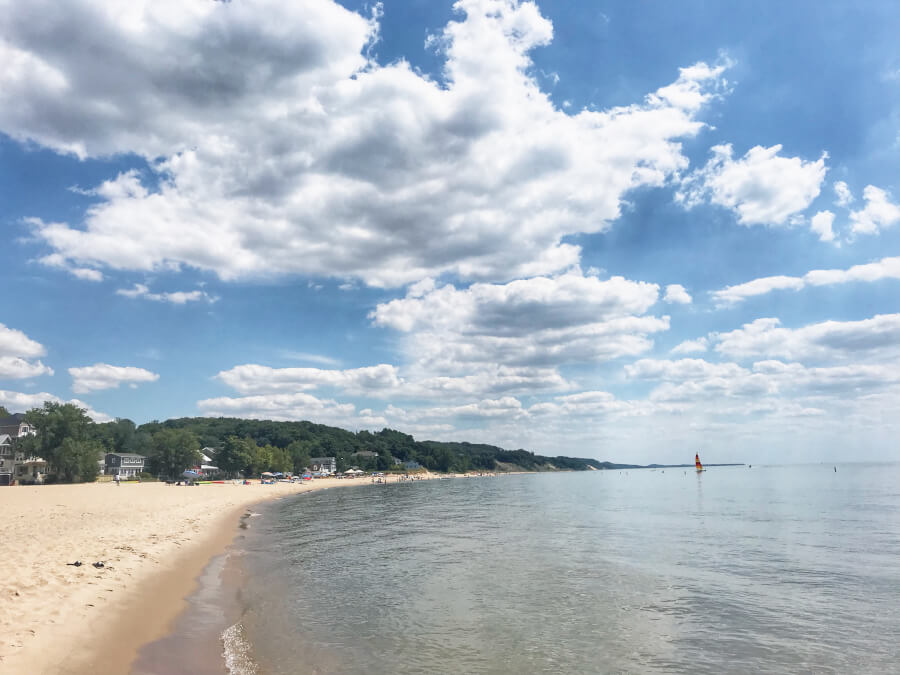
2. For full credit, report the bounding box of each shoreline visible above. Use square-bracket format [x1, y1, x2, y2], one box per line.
[0, 470, 513, 674]
[0, 477, 386, 674]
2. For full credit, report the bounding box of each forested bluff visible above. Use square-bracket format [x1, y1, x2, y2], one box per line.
[14, 402, 636, 482]
[139, 416, 613, 474]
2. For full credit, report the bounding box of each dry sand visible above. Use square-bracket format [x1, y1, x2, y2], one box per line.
[0, 477, 370, 674]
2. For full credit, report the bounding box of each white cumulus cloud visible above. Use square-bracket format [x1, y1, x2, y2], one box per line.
[0, 323, 46, 359]
[115, 283, 215, 304]
[810, 210, 836, 242]
[216, 364, 403, 396]
[370, 269, 668, 373]
[196, 391, 360, 426]
[712, 314, 900, 362]
[849, 185, 900, 235]
[679, 143, 827, 226]
[0, 323, 53, 380]
[68, 363, 160, 393]
[0, 389, 111, 422]
[712, 256, 900, 306]
[1, 0, 730, 287]
[0, 357, 54, 380]
[833, 180, 853, 207]
[671, 337, 709, 354]
[663, 284, 692, 304]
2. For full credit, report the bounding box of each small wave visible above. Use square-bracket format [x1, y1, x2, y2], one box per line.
[222, 622, 258, 675]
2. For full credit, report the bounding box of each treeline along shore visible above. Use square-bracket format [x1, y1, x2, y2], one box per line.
[5, 400, 611, 484]
[6, 401, 740, 487]
[145, 415, 608, 474]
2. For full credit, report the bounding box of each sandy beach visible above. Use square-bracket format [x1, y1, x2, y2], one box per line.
[0, 477, 374, 674]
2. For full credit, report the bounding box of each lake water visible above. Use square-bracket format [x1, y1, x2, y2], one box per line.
[223, 464, 900, 674]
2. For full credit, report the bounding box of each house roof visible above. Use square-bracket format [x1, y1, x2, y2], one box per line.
[0, 413, 26, 426]
[106, 452, 146, 459]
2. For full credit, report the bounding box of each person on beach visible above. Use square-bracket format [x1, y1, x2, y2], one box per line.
[115, 473, 120, 486]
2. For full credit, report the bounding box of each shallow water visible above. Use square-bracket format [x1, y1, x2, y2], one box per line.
[231, 465, 900, 674]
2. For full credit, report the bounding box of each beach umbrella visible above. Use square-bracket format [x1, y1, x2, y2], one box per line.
[182, 470, 200, 479]
[273, 472, 283, 477]
[261, 471, 274, 477]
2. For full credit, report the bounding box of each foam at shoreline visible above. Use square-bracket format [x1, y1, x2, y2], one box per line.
[222, 621, 258, 675]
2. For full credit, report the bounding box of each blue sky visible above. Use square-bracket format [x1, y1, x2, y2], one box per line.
[1, 0, 899, 464]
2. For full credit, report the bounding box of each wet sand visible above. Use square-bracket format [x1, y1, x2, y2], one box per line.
[0, 478, 373, 674]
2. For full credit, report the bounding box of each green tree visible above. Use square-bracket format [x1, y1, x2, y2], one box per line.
[110, 418, 137, 453]
[268, 446, 292, 473]
[218, 436, 253, 477]
[0, 405, 11, 418]
[375, 452, 395, 471]
[150, 428, 201, 479]
[133, 431, 153, 457]
[23, 402, 97, 481]
[247, 440, 270, 476]
[54, 438, 103, 483]
[335, 454, 349, 473]
[25, 402, 92, 461]
[286, 440, 312, 474]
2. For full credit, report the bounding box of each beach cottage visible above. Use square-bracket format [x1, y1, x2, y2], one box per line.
[310, 457, 336, 475]
[194, 449, 220, 477]
[0, 414, 45, 484]
[104, 452, 146, 478]
[14, 454, 48, 484]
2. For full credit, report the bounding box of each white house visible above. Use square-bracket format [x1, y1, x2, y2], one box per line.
[310, 457, 336, 475]
[0, 414, 45, 484]
[195, 448, 220, 477]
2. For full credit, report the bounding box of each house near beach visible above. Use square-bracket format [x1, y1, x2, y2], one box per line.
[310, 457, 336, 475]
[0, 413, 36, 440]
[14, 453, 48, 484]
[351, 450, 378, 458]
[0, 413, 46, 485]
[0, 434, 13, 485]
[104, 452, 146, 478]
[193, 448, 220, 477]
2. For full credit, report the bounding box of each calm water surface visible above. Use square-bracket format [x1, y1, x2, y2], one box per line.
[231, 464, 900, 674]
